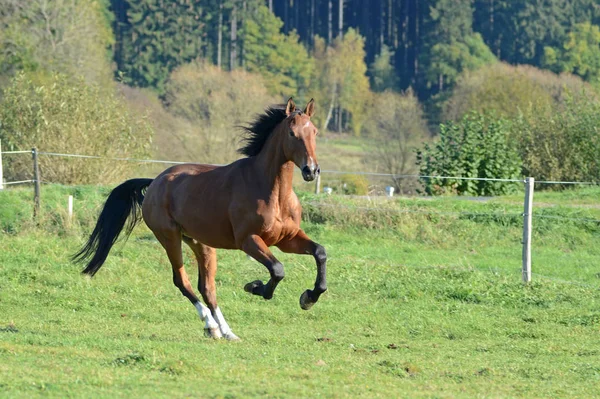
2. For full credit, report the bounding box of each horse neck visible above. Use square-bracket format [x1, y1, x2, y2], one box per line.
[253, 129, 294, 199]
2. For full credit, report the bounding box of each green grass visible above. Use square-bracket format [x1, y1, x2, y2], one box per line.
[1, 185, 599, 398]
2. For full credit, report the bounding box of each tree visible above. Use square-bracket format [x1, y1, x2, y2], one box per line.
[163, 60, 275, 164]
[113, 0, 206, 92]
[362, 89, 430, 193]
[370, 45, 397, 92]
[420, 0, 495, 94]
[312, 29, 370, 134]
[543, 22, 600, 86]
[243, 5, 314, 98]
[0, 0, 114, 87]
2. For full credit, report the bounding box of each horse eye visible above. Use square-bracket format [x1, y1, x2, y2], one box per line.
[289, 130, 295, 137]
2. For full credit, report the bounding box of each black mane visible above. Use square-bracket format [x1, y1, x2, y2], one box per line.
[238, 105, 299, 157]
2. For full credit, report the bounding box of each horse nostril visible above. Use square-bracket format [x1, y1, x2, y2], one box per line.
[316, 166, 321, 175]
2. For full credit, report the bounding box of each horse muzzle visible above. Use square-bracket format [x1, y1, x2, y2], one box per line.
[301, 165, 320, 182]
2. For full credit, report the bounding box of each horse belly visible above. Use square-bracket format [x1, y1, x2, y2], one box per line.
[177, 211, 237, 249]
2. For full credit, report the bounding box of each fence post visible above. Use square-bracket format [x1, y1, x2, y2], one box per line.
[32, 148, 40, 219]
[522, 177, 534, 283]
[0, 139, 3, 190]
[315, 172, 321, 194]
[67, 195, 73, 227]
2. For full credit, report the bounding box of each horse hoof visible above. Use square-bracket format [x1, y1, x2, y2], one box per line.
[299, 290, 315, 311]
[223, 331, 241, 341]
[204, 327, 222, 339]
[244, 280, 264, 295]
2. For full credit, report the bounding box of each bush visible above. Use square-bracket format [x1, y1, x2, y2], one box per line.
[416, 113, 522, 196]
[0, 72, 152, 184]
[511, 96, 600, 185]
[443, 63, 596, 122]
[340, 174, 369, 195]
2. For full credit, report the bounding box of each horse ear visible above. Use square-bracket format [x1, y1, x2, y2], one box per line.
[304, 98, 315, 118]
[285, 97, 296, 115]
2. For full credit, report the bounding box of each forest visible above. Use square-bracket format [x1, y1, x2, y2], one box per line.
[1, 0, 599, 193]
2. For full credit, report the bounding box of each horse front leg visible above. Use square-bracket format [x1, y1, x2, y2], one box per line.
[241, 235, 285, 300]
[277, 230, 327, 310]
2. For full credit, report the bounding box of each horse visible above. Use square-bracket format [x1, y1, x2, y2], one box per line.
[73, 98, 327, 340]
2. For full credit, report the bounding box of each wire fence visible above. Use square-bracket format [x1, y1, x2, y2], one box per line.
[3, 148, 598, 185]
[1, 148, 599, 286]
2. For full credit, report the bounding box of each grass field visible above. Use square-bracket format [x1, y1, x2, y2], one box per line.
[1, 185, 599, 398]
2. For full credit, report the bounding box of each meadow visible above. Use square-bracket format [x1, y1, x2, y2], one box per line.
[1, 185, 599, 398]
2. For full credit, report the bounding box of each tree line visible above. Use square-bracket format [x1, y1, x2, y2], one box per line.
[0, 0, 599, 191]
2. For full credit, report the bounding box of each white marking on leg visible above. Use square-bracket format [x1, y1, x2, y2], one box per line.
[194, 302, 221, 338]
[214, 307, 239, 341]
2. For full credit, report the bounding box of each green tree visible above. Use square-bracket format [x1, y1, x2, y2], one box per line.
[242, 5, 313, 98]
[543, 22, 600, 86]
[473, 0, 597, 66]
[313, 29, 370, 135]
[115, 0, 206, 92]
[421, 0, 495, 93]
[370, 45, 397, 92]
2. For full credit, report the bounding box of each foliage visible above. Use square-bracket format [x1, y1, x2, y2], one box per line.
[243, 5, 314, 98]
[424, 33, 496, 92]
[163, 61, 275, 164]
[0, 0, 114, 87]
[420, 0, 496, 93]
[416, 113, 522, 196]
[473, 0, 597, 66]
[113, 0, 206, 92]
[362, 90, 430, 194]
[511, 96, 600, 185]
[370, 45, 397, 92]
[0, 72, 152, 184]
[312, 29, 370, 135]
[340, 174, 369, 195]
[443, 63, 596, 121]
[543, 22, 600, 86]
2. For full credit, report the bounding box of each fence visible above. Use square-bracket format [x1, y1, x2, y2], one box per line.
[1, 143, 598, 285]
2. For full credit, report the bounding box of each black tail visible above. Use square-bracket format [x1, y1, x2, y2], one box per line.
[72, 178, 153, 276]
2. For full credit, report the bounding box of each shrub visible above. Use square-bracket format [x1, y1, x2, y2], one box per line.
[0, 72, 152, 184]
[443, 63, 596, 122]
[511, 96, 600, 185]
[416, 112, 522, 196]
[340, 174, 369, 195]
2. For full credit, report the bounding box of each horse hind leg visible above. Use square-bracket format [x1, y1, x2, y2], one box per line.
[183, 236, 239, 341]
[153, 229, 222, 339]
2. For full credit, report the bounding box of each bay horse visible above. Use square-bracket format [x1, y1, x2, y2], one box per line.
[73, 98, 326, 340]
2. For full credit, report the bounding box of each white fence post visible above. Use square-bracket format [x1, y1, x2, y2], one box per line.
[0, 139, 3, 190]
[315, 172, 321, 194]
[67, 195, 73, 226]
[522, 177, 534, 283]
